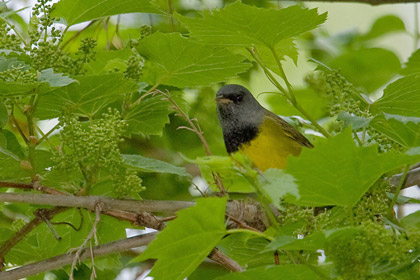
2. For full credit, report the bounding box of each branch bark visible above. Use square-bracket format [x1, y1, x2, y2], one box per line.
[0, 193, 194, 213]
[0, 233, 157, 280]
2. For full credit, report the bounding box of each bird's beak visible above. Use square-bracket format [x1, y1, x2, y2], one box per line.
[215, 96, 232, 104]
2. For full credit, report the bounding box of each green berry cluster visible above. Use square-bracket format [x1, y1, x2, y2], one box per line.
[307, 70, 401, 152]
[0, 67, 37, 83]
[25, 0, 96, 74]
[351, 179, 391, 224]
[124, 51, 144, 80]
[55, 109, 144, 197]
[139, 25, 152, 40]
[61, 38, 97, 75]
[0, 22, 22, 51]
[326, 221, 420, 279]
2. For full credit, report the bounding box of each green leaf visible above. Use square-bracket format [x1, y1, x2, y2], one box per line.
[51, 0, 163, 26]
[0, 56, 29, 71]
[125, 94, 170, 136]
[122, 154, 190, 177]
[267, 88, 329, 120]
[265, 228, 359, 252]
[136, 197, 227, 280]
[387, 193, 420, 204]
[371, 73, 420, 118]
[37, 68, 76, 88]
[136, 32, 252, 87]
[258, 169, 299, 210]
[195, 155, 254, 193]
[0, 147, 29, 180]
[36, 73, 137, 119]
[178, 2, 326, 49]
[361, 15, 406, 41]
[217, 233, 274, 268]
[178, 2, 325, 74]
[0, 129, 24, 159]
[0, 100, 7, 128]
[84, 49, 132, 75]
[402, 48, 420, 75]
[400, 210, 420, 232]
[370, 113, 420, 148]
[329, 48, 400, 93]
[214, 265, 322, 280]
[0, 81, 50, 97]
[234, 38, 299, 72]
[285, 128, 420, 207]
[337, 112, 372, 130]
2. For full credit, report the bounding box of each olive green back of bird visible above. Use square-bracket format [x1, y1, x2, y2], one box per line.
[216, 84, 313, 170]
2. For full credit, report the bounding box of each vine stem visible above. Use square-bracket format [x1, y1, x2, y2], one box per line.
[2, 17, 28, 46]
[157, 89, 227, 194]
[389, 164, 411, 215]
[249, 47, 331, 138]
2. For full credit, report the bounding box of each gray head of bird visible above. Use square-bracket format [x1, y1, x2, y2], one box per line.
[215, 84, 265, 128]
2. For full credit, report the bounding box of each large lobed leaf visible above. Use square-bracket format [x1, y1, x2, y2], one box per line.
[371, 73, 420, 117]
[135, 197, 227, 280]
[214, 265, 322, 280]
[52, 0, 163, 26]
[125, 94, 170, 136]
[371, 113, 420, 148]
[36, 73, 136, 119]
[137, 32, 251, 88]
[178, 2, 326, 74]
[285, 128, 420, 207]
[402, 48, 420, 75]
[0, 68, 76, 97]
[178, 2, 326, 49]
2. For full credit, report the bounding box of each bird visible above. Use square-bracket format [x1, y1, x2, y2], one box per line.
[216, 84, 313, 171]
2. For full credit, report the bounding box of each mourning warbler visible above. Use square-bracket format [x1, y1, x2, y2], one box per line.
[216, 84, 313, 171]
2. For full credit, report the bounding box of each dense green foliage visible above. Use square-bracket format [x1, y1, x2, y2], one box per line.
[1, 0, 420, 279]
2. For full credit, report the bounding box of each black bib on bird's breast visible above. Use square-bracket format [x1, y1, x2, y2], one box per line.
[223, 125, 259, 154]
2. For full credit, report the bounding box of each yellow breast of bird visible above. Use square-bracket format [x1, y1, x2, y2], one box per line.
[239, 116, 303, 171]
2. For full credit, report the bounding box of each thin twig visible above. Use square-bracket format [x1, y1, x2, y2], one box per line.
[158, 89, 227, 194]
[61, 20, 97, 50]
[208, 248, 243, 272]
[389, 165, 411, 214]
[0, 180, 65, 195]
[226, 214, 260, 232]
[69, 203, 102, 280]
[0, 233, 157, 280]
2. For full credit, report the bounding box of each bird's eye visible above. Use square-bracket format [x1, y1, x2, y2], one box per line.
[235, 94, 243, 103]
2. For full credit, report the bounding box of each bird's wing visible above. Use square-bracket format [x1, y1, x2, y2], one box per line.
[265, 110, 314, 148]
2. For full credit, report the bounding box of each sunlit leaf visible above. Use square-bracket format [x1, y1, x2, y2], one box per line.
[36, 73, 137, 119]
[52, 0, 163, 26]
[371, 113, 420, 148]
[402, 48, 420, 75]
[214, 265, 322, 280]
[285, 128, 420, 207]
[135, 197, 227, 280]
[125, 94, 170, 136]
[371, 73, 420, 117]
[137, 32, 251, 87]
